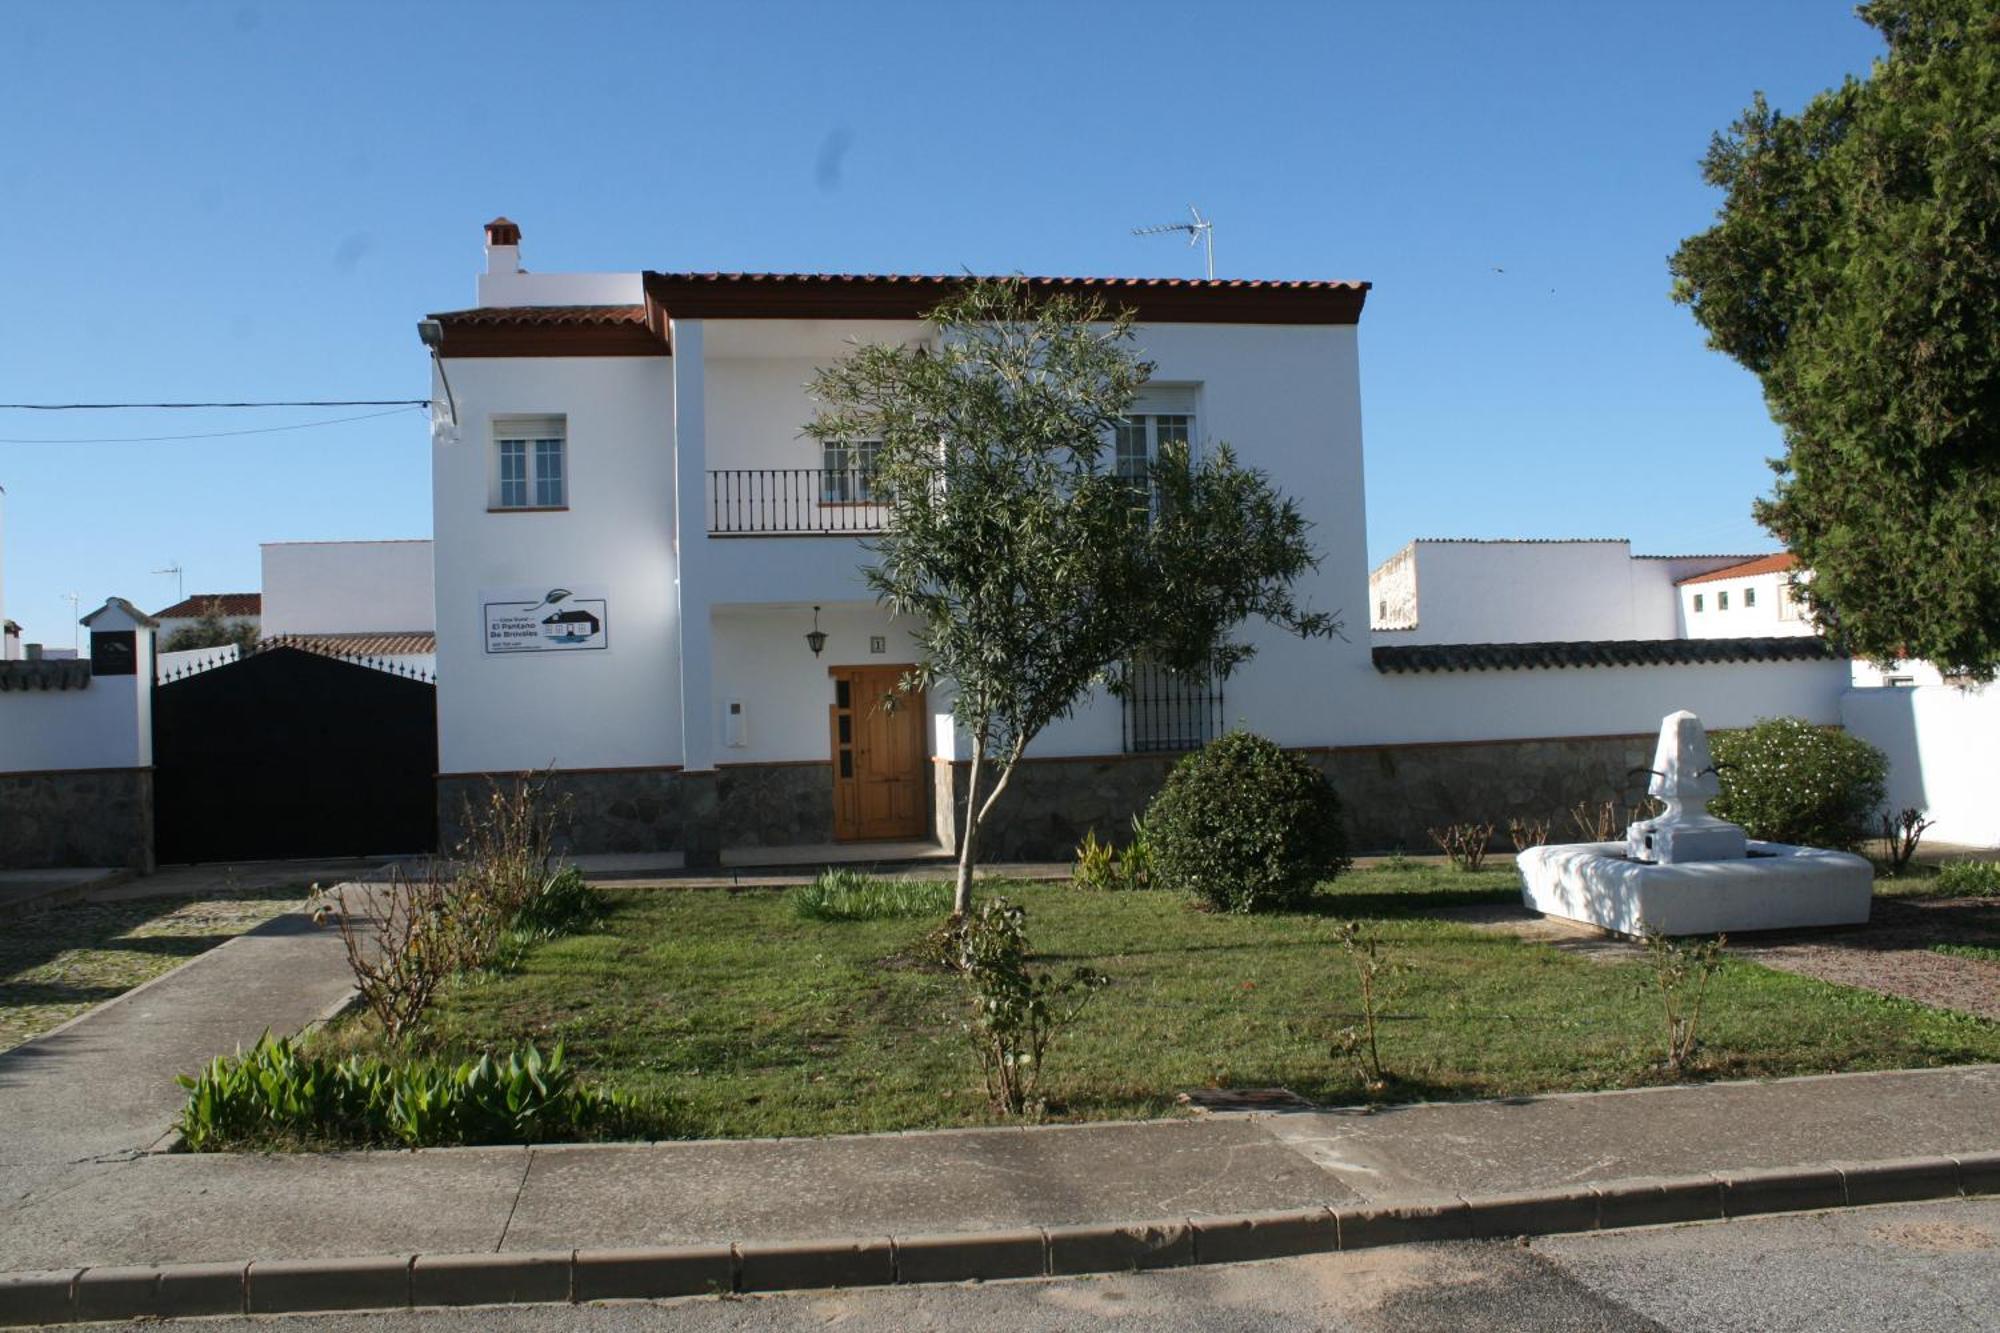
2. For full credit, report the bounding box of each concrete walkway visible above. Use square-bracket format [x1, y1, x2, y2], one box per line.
[0, 905, 356, 1214]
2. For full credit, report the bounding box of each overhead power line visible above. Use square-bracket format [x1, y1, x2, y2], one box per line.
[0, 399, 432, 410]
[0, 405, 429, 444]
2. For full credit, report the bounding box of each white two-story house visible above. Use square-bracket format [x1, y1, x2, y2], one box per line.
[425, 220, 1375, 862]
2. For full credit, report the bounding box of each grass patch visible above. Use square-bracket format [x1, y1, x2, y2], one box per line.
[1932, 943, 2000, 964]
[791, 870, 953, 922]
[1, 888, 302, 1051]
[310, 865, 2000, 1141]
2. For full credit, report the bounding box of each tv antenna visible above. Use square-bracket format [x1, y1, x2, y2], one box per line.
[154, 561, 184, 602]
[1133, 205, 1215, 279]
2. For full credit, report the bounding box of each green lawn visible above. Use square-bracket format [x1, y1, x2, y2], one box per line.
[313, 866, 2000, 1139]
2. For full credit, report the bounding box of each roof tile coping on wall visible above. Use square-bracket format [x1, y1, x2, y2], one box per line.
[0, 660, 93, 691]
[1372, 636, 1837, 674]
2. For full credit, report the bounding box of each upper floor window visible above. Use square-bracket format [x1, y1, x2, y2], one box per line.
[1112, 412, 1196, 482]
[1744, 585, 1757, 608]
[1778, 586, 1802, 621]
[822, 440, 880, 502]
[493, 416, 566, 511]
[1718, 590, 1731, 611]
[1693, 593, 1704, 613]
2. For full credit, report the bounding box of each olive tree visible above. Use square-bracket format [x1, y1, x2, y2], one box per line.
[807, 279, 1339, 916]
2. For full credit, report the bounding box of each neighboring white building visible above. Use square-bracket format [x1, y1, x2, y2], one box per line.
[1368, 539, 1757, 644]
[259, 539, 435, 675]
[1677, 553, 1816, 640]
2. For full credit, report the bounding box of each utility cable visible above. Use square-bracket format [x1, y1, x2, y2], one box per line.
[0, 405, 429, 444]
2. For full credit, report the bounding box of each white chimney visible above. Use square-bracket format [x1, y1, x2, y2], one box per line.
[484, 217, 522, 277]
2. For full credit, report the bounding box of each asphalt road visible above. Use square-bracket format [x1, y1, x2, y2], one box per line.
[34, 1199, 2000, 1332]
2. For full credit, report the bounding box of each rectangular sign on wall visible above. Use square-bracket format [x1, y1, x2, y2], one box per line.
[482, 585, 609, 654]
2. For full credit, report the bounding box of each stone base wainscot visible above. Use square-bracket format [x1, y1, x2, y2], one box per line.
[443, 735, 1657, 863]
[935, 734, 1659, 861]
[437, 761, 837, 865]
[0, 768, 155, 872]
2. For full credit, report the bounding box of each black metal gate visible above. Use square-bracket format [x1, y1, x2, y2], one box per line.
[153, 646, 437, 863]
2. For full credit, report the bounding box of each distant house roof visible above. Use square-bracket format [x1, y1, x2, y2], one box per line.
[428, 272, 1373, 356]
[1372, 636, 1836, 674]
[1676, 553, 1797, 586]
[154, 592, 260, 620]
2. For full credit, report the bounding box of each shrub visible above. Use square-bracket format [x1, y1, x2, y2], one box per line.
[1506, 817, 1551, 853]
[1333, 920, 1403, 1095]
[1934, 860, 2000, 898]
[792, 869, 953, 922]
[1071, 816, 1155, 892]
[312, 864, 456, 1042]
[1639, 929, 1726, 1076]
[1428, 821, 1495, 872]
[1145, 732, 1351, 913]
[949, 898, 1106, 1116]
[176, 1033, 659, 1150]
[1878, 807, 1934, 874]
[1708, 718, 1888, 850]
[1072, 829, 1119, 891]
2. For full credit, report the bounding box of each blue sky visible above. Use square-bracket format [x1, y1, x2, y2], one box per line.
[0, 1, 1885, 648]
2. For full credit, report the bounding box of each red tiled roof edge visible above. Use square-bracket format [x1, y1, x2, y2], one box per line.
[154, 593, 261, 620]
[1675, 553, 1798, 586]
[643, 271, 1369, 325]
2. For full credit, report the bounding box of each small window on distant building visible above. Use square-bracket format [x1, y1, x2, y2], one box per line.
[1378, 599, 1388, 620]
[1693, 593, 1704, 613]
[1718, 590, 1730, 611]
[1744, 585, 1757, 608]
[1885, 675, 1915, 688]
[493, 416, 567, 510]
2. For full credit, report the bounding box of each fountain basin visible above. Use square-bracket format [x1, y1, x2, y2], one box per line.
[1516, 840, 1873, 936]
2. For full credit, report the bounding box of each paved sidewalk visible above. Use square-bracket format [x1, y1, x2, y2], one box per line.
[0, 1064, 1994, 1274]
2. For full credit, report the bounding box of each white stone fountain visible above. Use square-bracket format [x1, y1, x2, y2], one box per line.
[1516, 710, 1873, 936]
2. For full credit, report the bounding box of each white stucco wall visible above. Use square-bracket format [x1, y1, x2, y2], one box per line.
[432, 356, 678, 775]
[1841, 682, 2000, 848]
[1, 630, 153, 773]
[261, 541, 435, 637]
[711, 603, 926, 764]
[1352, 656, 1853, 747]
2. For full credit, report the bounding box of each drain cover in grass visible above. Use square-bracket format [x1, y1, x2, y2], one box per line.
[1176, 1087, 1315, 1114]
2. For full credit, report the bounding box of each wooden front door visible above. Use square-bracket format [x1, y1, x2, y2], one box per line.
[830, 665, 929, 841]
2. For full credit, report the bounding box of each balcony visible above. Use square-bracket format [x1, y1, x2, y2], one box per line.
[707, 469, 888, 536]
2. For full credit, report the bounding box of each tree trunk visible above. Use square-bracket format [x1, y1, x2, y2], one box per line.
[953, 745, 984, 918]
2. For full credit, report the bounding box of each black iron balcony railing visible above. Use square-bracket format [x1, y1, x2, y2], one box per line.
[708, 469, 889, 535]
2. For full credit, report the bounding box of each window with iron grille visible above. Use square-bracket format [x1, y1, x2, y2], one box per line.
[821, 440, 881, 502]
[1122, 656, 1223, 753]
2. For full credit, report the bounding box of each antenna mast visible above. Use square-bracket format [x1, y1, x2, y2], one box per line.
[154, 561, 184, 602]
[1132, 204, 1215, 279]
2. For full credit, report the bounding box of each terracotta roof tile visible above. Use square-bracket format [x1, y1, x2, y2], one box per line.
[1676, 553, 1798, 586]
[288, 632, 435, 658]
[1372, 636, 1836, 674]
[153, 593, 259, 620]
[425, 305, 649, 327]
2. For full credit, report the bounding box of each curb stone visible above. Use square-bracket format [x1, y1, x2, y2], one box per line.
[0, 1158, 1989, 1326]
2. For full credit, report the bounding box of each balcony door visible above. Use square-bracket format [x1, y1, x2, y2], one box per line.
[829, 665, 929, 841]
